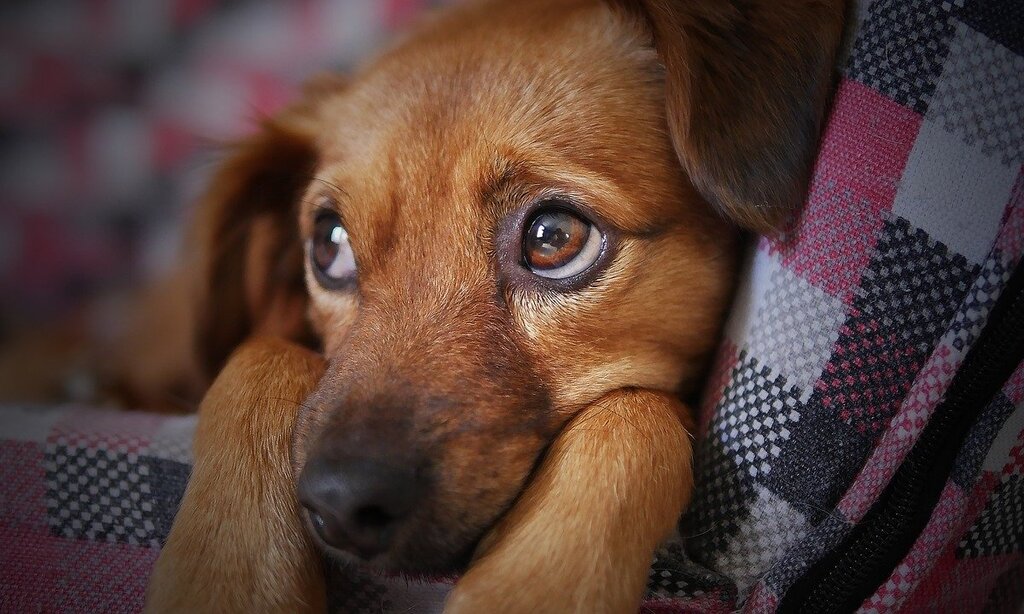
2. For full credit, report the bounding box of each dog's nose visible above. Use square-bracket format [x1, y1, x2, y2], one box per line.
[297, 455, 422, 558]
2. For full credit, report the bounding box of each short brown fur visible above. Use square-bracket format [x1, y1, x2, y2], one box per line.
[147, 338, 326, 612]
[123, 0, 843, 610]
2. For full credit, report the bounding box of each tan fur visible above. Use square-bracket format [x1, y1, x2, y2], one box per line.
[447, 390, 694, 613]
[47, 0, 845, 610]
[146, 338, 326, 612]
[283, 0, 734, 572]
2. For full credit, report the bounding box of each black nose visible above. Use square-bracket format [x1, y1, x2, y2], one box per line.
[297, 454, 422, 558]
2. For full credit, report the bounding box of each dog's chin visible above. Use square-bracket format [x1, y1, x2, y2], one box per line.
[303, 516, 481, 574]
[318, 543, 475, 575]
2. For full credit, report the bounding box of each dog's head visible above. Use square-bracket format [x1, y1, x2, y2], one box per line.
[193, 0, 844, 571]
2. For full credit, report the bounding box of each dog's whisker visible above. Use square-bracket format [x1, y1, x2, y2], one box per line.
[308, 175, 349, 197]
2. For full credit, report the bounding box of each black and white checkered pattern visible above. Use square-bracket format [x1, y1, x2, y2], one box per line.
[957, 475, 1024, 558]
[847, 0, 957, 113]
[45, 444, 188, 547]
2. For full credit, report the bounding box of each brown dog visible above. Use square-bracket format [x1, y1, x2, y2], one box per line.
[143, 0, 845, 611]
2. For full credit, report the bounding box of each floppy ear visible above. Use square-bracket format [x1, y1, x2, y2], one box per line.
[617, 0, 846, 233]
[191, 75, 344, 378]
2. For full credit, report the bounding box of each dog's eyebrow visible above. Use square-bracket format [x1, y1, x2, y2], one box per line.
[478, 157, 663, 237]
[478, 157, 528, 217]
[309, 176, 349, 198]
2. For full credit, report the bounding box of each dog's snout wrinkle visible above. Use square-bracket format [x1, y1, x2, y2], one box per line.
[297, 454, 423, 560]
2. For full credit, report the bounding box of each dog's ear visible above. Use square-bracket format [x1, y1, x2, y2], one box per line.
[614, 0, 845, 233]
[191, 74, 344, 378]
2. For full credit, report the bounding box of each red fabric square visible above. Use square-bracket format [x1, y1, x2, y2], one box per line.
[0, 530, 158, 613]
[770, 79, 922, 303]
[0, 440, 49, 533]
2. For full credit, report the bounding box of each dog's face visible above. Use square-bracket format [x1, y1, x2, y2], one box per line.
[292, 0, 736, 570]
[191, 0, 843, 572]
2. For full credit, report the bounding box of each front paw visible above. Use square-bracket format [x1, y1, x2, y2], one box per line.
[444, 388, 693, 614]
[145, 338, 327, 613]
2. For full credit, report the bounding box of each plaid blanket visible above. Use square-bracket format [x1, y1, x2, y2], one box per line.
[2, 0, 1023, 612]
[0, 0, 428, 323]
[668, 0, 1024, 611]
[0, 406, 194, 612]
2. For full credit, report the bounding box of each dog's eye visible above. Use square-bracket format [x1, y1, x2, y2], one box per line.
[310, 211, 356, 287]
[523, 205, 602, 279]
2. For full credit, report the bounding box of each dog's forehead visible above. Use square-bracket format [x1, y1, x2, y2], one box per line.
[309, 0, 684, 227]
[345, 0, 653, 122]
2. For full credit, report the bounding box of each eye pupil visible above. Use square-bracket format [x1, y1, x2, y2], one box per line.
[523, 206, 599, 279]
[535, 224, 570, 250]
[315, 225, 340, 269]
[310, 211, 356, 287]
[526, 212, 581, 269]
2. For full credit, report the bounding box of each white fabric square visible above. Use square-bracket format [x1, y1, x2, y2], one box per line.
[892, 118, 1016, 264]
[148, 414, 197, 463]
[0, 405, 64, 444]
[747, 266, 848, 401]
[711, 484, 811, 599]
[724, 243, 783, 348]
[929, 22, 1024, 167]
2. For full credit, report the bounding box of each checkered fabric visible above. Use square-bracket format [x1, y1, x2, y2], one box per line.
[674, 0, 1024, 611]
[2, 0, 1023, 612]
[0, 406, 194, 612]
[0, 0, 429, 323]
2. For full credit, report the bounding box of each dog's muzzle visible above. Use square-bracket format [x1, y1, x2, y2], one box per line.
[297, 451, 426, 559]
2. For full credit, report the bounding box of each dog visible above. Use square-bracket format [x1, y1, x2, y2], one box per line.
[138, 0, 846, 611]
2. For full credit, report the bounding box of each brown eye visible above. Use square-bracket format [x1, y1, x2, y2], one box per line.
[523, 206, 602, 279]
[309, 211, 356, 288]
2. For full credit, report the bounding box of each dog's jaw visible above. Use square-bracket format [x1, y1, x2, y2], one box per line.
[279, 0, 740, 575]
[301, 511, 480, 573]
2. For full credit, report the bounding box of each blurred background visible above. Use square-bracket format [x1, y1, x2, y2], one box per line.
[0, 0, 439, 337]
